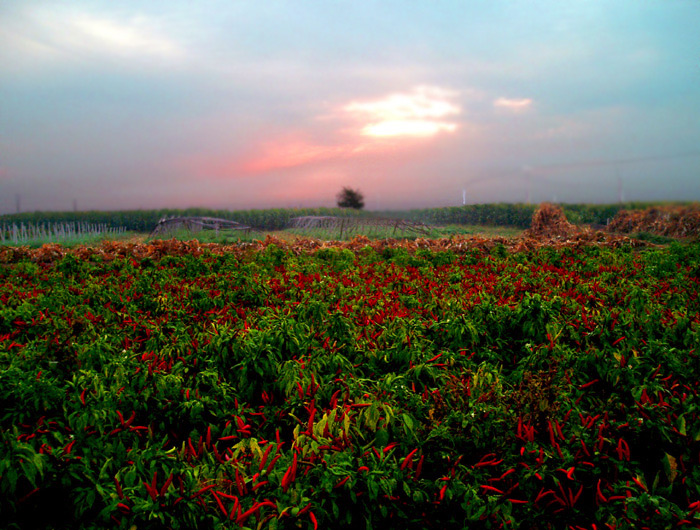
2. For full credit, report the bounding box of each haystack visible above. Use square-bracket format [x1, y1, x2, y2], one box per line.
[524, 203, 579, 238]
[607, 205, 700, 238]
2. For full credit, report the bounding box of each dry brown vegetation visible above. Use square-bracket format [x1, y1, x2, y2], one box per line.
[6, 202, 698, 263]
[606, 204, 700, 238]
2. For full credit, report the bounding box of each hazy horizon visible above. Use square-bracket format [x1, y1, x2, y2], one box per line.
[1, 1, 699, 215]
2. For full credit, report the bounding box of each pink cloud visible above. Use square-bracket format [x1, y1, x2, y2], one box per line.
[238, 137, 369, 174]
[493, 97, 533, 112]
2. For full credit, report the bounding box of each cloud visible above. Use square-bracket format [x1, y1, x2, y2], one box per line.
[344, 86, 461, 138]
[64, 13, 183, 61]
[238, 138, 365, 174]
[1, 6, 185, 71]
[493, 97, 533, 112]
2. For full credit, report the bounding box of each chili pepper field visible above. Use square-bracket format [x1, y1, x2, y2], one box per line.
[1, 238, 700, 529]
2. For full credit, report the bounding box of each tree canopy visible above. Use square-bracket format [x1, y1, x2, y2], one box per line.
[336, 187, 365, 209]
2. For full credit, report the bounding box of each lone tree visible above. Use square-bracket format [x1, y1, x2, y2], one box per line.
[336, 187, 365, 209]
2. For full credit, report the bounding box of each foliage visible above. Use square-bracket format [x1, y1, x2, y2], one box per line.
[1, 240, 700, 529]
[0, 202, 686, 236]
[336, 187, 365, 210]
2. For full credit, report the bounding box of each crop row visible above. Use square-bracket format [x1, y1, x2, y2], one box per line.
[1, 242, 699, 529]
[0, 202, 671, 233]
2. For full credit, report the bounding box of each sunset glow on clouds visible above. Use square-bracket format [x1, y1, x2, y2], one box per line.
[233, 86, 462, 175]
[237, 138, 368, 174]
[493, 97, 533, 112]
[344, 86, 461, 138]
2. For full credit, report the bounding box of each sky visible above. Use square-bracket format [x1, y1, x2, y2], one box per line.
[1, 0, 699, 213]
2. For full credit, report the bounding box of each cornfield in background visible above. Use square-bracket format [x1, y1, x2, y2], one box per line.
[0, 222, 126, 246]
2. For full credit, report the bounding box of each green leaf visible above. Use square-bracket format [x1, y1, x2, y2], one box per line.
[375, 428, 389, 448]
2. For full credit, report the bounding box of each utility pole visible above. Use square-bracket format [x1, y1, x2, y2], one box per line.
[616, 166, 624, 203]
[522, 165, 533, 204]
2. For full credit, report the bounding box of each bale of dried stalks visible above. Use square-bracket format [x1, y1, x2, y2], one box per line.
[607, 204, 700, 238]
[523, 203, 580, 238]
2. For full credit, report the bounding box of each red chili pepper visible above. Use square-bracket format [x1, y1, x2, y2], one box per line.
[498, 468, 516, 481]
[535, 488, 555, 504]
[62, 440, 76, 455]
[579, 378, 600, 391]
[439, 483, 448, 501]
[80, 389, 87, 406]
[117, 502, 131, 513]
[555, 420, 565, 440]
[401, 448, 419, 470]
[631, 476, 647, 492]
[612, 336, 626, 346]
[596, 480, 608, 504]
[383, 442, 399, 453]
[143, 481, 157, 502]
[357, 466, 369, 473]
[329, 389, 342, 409]
[234, 468, 246, 496]
[415, 455, 424, 479]
[281, 465, 295, 492]
[160, 473, 173, 496]
[211, 489, 227, 517]
[616, 438, 630, 461]
[307, 408, 316, 435]
[309, 510, 318, 530]
[570, 484, 583, 506]
[259, 443, 273, 471]
[236, 504, 261, 525]
[334, 476, 350, 489]
[150, 471, 158, 495]
[507, 498, 528, 504]
[480, 485, 504, 495]
[190, 484, 215, 498]
[557, 467, 575, 480]
[266, 454, 281, 474]
[114, 477, 123, 499]
[251, 481, 268, 492]
[608, 495, 627, 501]
[475, 458, 503, 468]
[229, 496, 240, 521]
